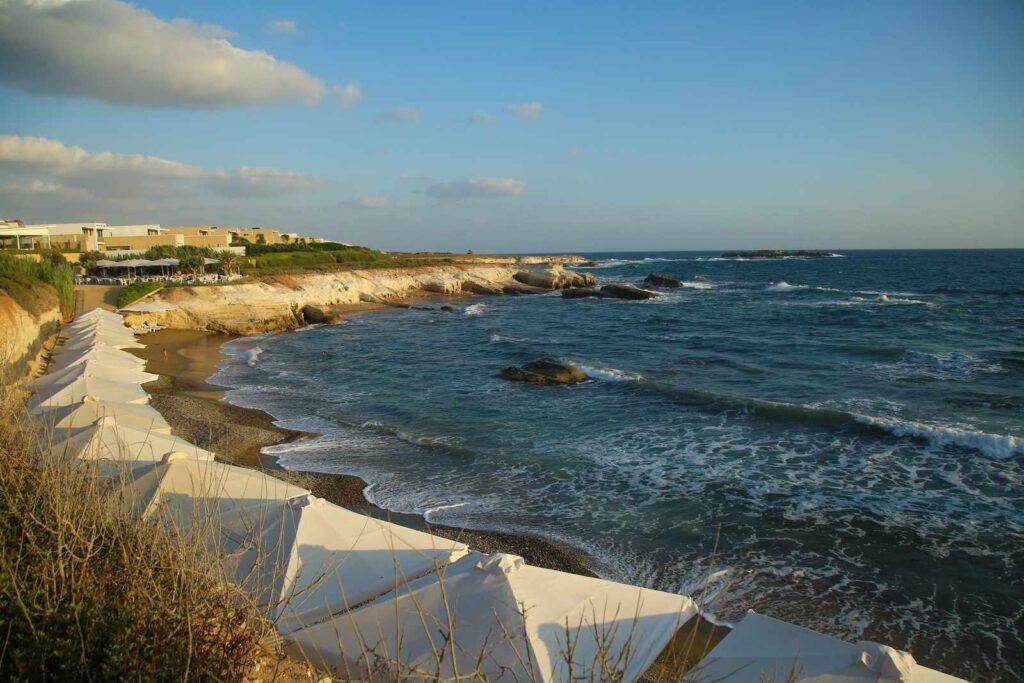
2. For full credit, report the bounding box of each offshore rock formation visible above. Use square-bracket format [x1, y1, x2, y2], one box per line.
[721, 250, 834, 258]
[500, 360, 590, 385]
[644, 272, 684, 288]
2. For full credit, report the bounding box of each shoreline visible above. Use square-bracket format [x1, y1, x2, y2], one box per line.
[131, 316, 598, 577]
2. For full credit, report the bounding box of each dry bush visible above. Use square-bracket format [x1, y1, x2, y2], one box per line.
[0, 380, 273, 681]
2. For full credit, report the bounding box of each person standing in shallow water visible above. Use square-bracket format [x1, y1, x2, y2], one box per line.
[163, 348, 169, 363]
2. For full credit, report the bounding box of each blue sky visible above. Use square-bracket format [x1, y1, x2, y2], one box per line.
[0, 0, 1021, 251]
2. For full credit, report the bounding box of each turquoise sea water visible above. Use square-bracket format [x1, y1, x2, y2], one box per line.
[213, 250, 1023, 681]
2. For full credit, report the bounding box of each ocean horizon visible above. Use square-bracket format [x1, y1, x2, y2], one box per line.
[210, 248, 1023, 681]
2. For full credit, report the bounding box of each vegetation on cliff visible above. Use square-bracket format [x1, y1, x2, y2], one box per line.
[0, 382, 272, 680]
[0, 251, 73, 318]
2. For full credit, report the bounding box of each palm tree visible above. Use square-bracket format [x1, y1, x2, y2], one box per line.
[217, 251, 237, 275]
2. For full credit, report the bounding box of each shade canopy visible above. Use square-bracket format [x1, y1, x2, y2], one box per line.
[36, 397, 171, 434]
[118, 454, 310, 531]
[217, 494, 469, 634]
[60, 323, 137, 340]
[29, 376, 150, 410]
[63, 317, 130, 334]
[75, 308, 124, 321]
[26, 360, 157, 390]
[46, 417, 214, 463]
[284, 550, 697, 683]
[686, 612, 965, 683]
[49, 346, 146, 372]
[59, 333, 145, 351]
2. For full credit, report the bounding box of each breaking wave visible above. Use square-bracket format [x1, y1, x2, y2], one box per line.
[464, 303, 487, 316]
[245, 346, 263, 367]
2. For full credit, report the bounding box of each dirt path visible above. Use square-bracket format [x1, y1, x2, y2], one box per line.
[76, 284, 121, 313]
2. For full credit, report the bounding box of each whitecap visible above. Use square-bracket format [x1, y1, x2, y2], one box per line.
[464, 303, 487, 316]
[765, 281, 807, 292]
[245, 346, 264, 367]
[852, 413, 1022, 459]
[572, 363, 645, 382]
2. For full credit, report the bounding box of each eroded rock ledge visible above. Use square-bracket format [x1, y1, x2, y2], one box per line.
[133, 262, 593, 335]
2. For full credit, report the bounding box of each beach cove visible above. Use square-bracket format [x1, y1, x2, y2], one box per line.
[135, 249, 1023, 682]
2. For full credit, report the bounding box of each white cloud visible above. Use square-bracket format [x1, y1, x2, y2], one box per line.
[209, 167, 324, 197]
[267, 18, 297, 34]
[380, 107, 423, 123]
[504, 101, 543, 119]
[469, 111, 500, 124]
[0, 0, 328, 108]
[0, 135, 323, 201]
[424, 176, 526, 201]
[2, 179, 65, 194]
[333, 82, 363, 108]
[341, 196, 390, 209]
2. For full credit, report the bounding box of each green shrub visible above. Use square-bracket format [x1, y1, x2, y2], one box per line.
[117, 280, 164, 307]
[0, 253, 70, 318]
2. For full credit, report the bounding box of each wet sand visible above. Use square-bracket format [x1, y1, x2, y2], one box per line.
[131, 319, 728, 676]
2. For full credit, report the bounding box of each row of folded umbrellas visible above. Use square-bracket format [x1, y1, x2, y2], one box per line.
[24, 309, 962, 683]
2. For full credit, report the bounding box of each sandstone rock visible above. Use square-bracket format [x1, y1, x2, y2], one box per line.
[462, 280, 505, 296]
[644, 272, 684, 288]
[514, 264, 596, 290]
[600, 284, 657, 300]
[301, 304, 334, 324]
[500, 359, 589, 385]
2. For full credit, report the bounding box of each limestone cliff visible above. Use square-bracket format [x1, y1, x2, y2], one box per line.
[0, 291, 61, 382]
[130, 263, 593, 335]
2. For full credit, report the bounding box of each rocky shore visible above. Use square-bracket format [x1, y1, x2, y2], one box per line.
[125, 262, 596, 335]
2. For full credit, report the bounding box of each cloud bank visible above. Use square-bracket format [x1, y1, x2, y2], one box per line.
[0, 135, 323, 204]
[0, 0, 328, 108]
[424, 177, 526, 200]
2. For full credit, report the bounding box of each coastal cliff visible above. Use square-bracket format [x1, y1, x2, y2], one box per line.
[130, 262, 592, 335]
[0, 289, 61, 381]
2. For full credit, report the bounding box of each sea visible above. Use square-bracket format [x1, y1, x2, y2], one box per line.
[211, 249, 1023, 681]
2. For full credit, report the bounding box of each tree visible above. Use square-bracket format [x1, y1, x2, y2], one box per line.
[178, 253, 204, 275]
[256, 233, 266, 245]
[216, 251, 237, 275]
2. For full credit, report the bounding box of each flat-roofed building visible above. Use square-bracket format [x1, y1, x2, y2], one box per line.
[24, 222, 108, 251]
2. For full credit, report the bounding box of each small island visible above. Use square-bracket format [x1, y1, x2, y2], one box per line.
[721, 250, 836, 258]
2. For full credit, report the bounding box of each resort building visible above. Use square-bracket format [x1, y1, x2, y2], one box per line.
[25, 222, 109, 251]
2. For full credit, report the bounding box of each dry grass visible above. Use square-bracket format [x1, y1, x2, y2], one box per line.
[0, 378, 274, 681]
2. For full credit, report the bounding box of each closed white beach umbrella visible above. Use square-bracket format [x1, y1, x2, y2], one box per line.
[59, 333, 145, 351]
[60, 325, 138, 343]
[48, 346, 146, 372]
[26, 360, 157, 390]
[46, 416, 214, 463]
[74, 308, 124, 322]
[283, 550, 697, 683]
[115, 453, 310, 531]
[218, 494, 469, 634]
[36, 396, 171, 433]
[685, 612, 965, 683]
[62, 321, 132, 339]
[29, 377, 150, 409]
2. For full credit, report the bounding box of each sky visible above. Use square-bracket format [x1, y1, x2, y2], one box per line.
[0, 0, 1021, 252]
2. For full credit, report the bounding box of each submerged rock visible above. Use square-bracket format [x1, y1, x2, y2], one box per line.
[644, 272, 684, 288]
[600, 284, 657, 300]
[561, 287, 613, 299]
[500, 359, 589, 385]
